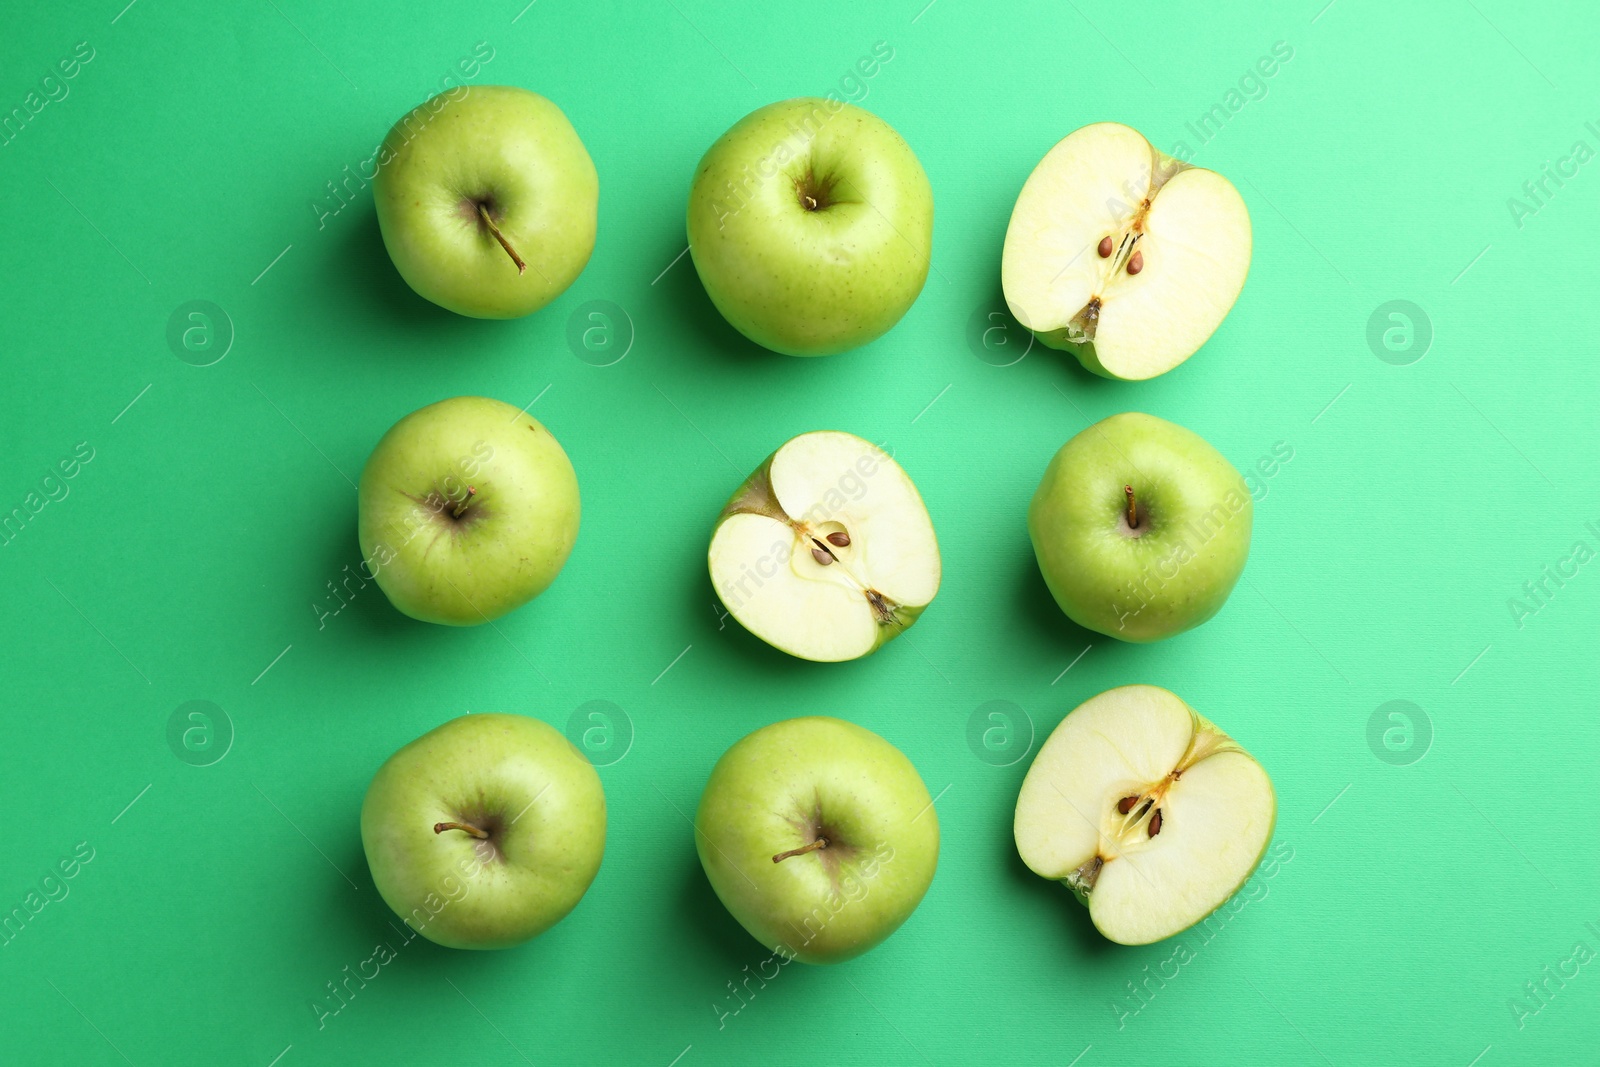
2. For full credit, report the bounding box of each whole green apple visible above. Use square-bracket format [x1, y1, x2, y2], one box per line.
[1029, 412, 1251, 642]
[373, 85, 598, 319]
[695, 717, 939, 964]
[360, 713, 606, 950]
[357, 396, 580, 626]
[686, 97, 933, 356]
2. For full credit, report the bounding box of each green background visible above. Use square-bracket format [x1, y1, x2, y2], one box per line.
[3, 0, 1596, 1064]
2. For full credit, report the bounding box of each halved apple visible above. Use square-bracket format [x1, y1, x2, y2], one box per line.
[708, 431, 940, 662]
[1014, 685, 1275, 945]
[1001, 123, 1251, 380]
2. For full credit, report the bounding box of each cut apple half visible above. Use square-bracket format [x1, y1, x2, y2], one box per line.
[708, 431, 940, 662]
[1014, 685, 1275, 945]
[1001, 122, 1252, 380]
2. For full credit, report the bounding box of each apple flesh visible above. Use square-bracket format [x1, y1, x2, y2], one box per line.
[1002, 122, 1251, 379]
[373, 85, 598, 319]
[687, 97, 933, 356]
[1029, 412, 1250, 642]
[1014, 685, 1275, 945]
[708, 431, 940, 661]
[360, 713, 606, 949]
[358, 396, 580, 626]
[695, 717, 939, 964]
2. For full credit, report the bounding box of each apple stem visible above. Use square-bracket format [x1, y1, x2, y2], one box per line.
[1124, 485, 1139, 529]
[476, 203, 527, 275]
[434, 821, 489, 839]
[451, 486, 476, 518]
[772, 837, 828, 864]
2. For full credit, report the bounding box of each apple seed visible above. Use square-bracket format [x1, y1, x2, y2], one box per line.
[1126, 250, 1144, 276]
[1116, 795, 1139, 814]
[1148, 809, 1163, 837]
[811, 545, 833, 566]
[826, 531, 851, 548]
[1097, 236, 1113, 258]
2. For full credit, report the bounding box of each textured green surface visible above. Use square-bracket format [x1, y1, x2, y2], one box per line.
[2, 1, 1596, 1065]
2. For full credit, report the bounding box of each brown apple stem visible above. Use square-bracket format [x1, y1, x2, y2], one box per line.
[476, 203, 527, 275]
[434, 821, 489, 839]
[450, 486, 476, 518]
[1124, 484, 1139, 529]
[772, 838, 828, 864]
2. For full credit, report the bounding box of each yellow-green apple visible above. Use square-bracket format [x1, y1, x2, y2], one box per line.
[358, 396, 579, 626]
[687, 97, 933, 355]
[1029, 412, 1250, 642]
[373, 85, 597, 318]
[360, 713, 606, 949]
[695, 717, 939, 963]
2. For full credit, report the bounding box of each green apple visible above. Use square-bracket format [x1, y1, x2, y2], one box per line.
[358, 396, 580, 626]
[1014, 685, 1276, 945]
[373, 85, 598, 319]
[360, 713, 606, 950]
[1002, 122, 1251, 379]
[695, 717, 939, 964]
[1029, 412, 1250, 642]
[686, 97, 933, 356]
[708, 430, 940, 662]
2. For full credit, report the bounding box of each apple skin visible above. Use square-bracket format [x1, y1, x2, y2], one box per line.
[373, 85, 598, 319]
[1029, 412, 1251, 642]
[357, 396, 580, 626]
[695, 717, 939, 964]
[687, 97, 933, 356]
[360, 714, 606, 950]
